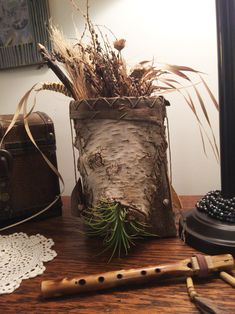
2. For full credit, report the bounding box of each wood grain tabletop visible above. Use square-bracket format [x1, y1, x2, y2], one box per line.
[1, 196, 235, 314]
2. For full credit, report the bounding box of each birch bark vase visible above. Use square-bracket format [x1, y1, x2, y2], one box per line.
[70, 96, 176, 237]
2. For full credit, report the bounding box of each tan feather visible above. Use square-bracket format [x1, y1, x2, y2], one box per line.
[39, 82, 73, 97]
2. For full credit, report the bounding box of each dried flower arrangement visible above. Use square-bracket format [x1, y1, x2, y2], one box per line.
[35, 1, 219, 259]
[38, 3, 218, 158]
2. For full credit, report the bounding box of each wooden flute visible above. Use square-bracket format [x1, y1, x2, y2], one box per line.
[41, 254, 234, 298]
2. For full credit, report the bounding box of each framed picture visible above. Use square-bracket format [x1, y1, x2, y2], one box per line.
[0, 0, 51, 70]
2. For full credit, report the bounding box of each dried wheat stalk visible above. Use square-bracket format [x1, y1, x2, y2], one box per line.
[42, 4, 218, 159]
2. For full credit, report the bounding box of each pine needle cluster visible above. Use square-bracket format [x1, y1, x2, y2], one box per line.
[82, 200, 155, 260]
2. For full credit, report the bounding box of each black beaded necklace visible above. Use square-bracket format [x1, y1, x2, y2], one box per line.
[196, 190, 235, 223]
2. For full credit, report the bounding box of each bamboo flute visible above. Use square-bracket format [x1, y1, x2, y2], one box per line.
[41, 254, 234, 299]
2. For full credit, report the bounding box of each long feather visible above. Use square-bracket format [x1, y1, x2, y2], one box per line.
[186, 277, 223, 314]
[193, 296, 224, 314]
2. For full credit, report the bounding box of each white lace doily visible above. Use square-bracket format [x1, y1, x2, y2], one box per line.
[0, 232, 57, 294]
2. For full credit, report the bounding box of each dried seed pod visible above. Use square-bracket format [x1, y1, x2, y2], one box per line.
[113, 39, 126, 51]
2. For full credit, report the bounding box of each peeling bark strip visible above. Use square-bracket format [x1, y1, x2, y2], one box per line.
[70, 97, 176, 237]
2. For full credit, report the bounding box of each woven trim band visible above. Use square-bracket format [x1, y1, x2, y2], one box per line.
[194, 254, 209, 278]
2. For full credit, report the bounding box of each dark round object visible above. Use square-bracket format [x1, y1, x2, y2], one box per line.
[179, 208, 235, 255]
[196, 190, 235, 223]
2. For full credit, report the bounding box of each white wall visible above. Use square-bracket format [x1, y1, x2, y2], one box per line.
[0, 0, 220, 195]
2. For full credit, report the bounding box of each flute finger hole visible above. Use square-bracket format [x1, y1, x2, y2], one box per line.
[117, 274, 123, 279]
[141, 270, 147, 275]
[98, 276, 105, 283]
[155, 268, 161, 273]
[79, 279, 86, 285]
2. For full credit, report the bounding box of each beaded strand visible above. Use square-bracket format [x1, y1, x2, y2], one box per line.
[196, 190, 235, 223]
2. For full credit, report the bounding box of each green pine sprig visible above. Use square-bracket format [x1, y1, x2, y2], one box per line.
[82, 200, 157, 260]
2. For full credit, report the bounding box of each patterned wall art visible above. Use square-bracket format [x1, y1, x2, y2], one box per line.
[0, 0, 50, 69]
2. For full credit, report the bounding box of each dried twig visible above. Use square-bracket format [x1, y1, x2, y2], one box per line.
[37, 43, 78, 100]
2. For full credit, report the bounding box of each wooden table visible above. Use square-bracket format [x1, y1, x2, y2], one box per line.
[1, 196, 235, 314]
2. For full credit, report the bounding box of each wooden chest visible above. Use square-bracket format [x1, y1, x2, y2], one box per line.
[0, 112, 62, 228]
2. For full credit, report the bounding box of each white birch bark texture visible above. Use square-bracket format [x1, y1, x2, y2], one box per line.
[70, 97, 176, 237]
